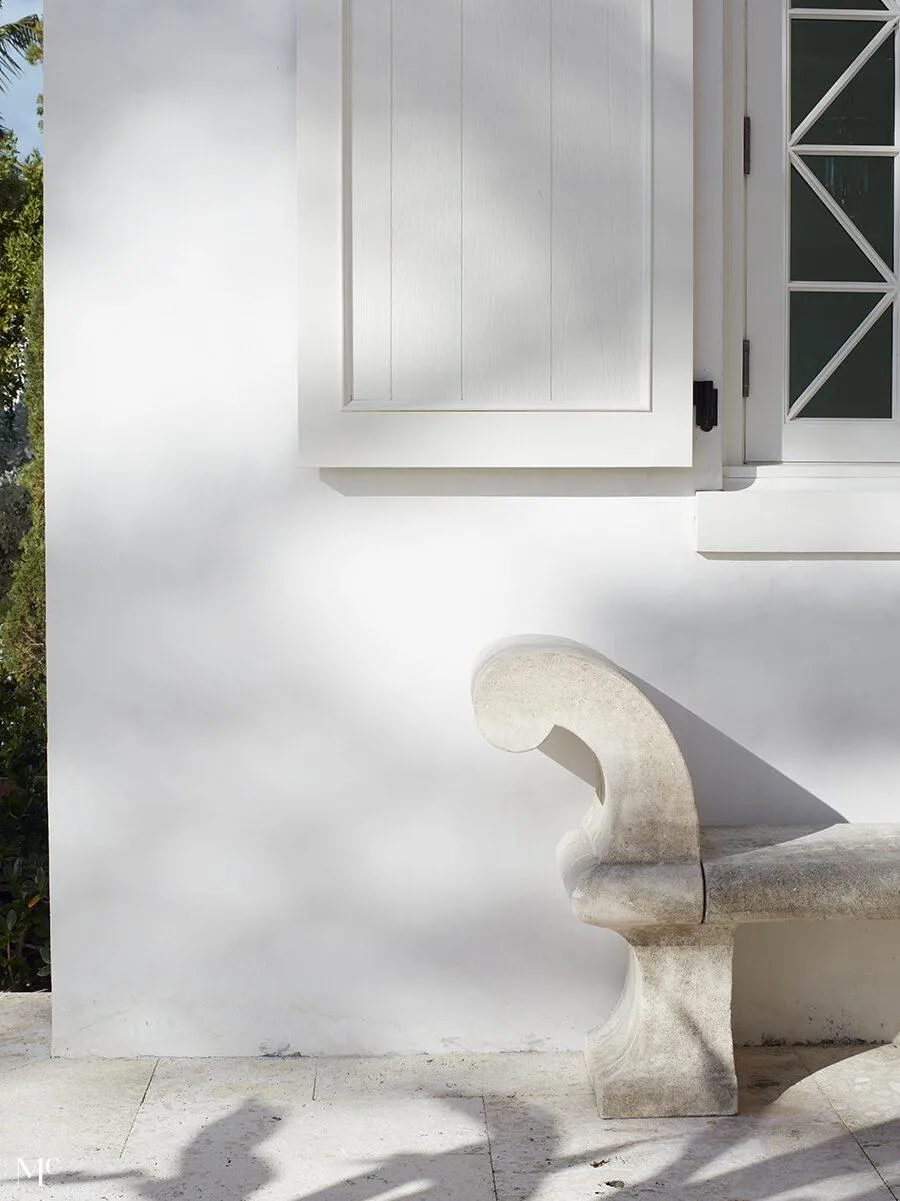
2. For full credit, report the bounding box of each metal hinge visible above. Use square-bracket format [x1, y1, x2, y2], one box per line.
[693, 380, 719, 432]
[742, 339, 751, 398]
[743, 115, 751, 175]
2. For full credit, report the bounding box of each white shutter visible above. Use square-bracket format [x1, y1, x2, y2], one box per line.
[298, 0, 693, 468]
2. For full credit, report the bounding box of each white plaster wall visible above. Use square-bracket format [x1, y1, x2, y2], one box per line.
[45, 0, 900, 1056]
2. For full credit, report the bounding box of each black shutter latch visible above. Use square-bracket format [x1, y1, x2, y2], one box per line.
[693, 380, 718, 433]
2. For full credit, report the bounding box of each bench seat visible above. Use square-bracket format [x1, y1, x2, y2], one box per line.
[472, 637, 900, 1119]
[703, 824, 900, 924]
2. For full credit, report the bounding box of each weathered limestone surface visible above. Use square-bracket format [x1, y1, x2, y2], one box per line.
[584, 925, 738, 1118]
[472, 636, 900, 1120]
[703, 824, 900, 923]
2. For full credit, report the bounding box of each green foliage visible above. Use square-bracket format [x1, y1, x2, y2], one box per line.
[0, 479, 29, 606]
[0, 17, 42, 618]
[0, 272, 45, 989]
[0, 6, 39, 91]
[0, 10, 46, 990]
[0, 671, 47, 989]
[27, 18, 42, 130]
[2, 267, 43, 694]
[0, 129, 42, 417]
[0, 118, 45, 987]
[23, 16, 41, 69]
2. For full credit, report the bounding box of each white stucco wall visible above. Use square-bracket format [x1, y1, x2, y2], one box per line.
[45, 0, 900, 1056]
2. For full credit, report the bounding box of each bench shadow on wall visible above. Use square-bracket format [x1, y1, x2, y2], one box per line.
[539, 671, 900, 1049]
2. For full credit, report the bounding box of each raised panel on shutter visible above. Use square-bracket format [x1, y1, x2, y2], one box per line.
[391, 0, 462, 405]
[462, 0, 552, 409]
[551, 0, 651, 411]
[299, 0, 694, 466]
[350, 0, 391, 403]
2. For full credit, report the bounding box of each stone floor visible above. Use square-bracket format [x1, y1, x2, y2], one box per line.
[0, 996, 898, 1199]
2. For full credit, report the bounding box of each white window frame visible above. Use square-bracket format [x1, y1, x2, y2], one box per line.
[297, 0, 695, 469]
[747, 0, 900, 464]
[696, 0, 900, 554]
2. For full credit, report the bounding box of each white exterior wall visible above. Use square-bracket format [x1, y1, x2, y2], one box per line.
[45, 0, 900, 1056]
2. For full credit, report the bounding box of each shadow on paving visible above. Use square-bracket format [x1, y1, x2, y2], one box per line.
[17, 1076, 898, 1201]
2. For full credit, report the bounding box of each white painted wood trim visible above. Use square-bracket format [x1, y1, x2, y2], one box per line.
[297, 0, 694, 468]
[744, 0, 900, 463]
[697, 485, 900, 553]
[298, 0, 348, 440]
[721, 0, 747, 468]
[744, 0, 788, 464]
[727, 462, 900, 478]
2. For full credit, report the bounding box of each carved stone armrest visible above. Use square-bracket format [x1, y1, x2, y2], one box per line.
[473, 636, 704, 928]
[472, 636, 735, 1118]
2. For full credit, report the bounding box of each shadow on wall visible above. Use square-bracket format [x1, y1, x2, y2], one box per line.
[620, 673, 846, 828]
[538, 677, 846, 828]
[319, 469, 700, 498]
[534, 675, 899, 1047]
[47, 0, 900, 1060]
[629, 675, 900, 1045]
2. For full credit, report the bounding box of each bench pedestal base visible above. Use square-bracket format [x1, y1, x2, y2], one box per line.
[586, 926, 737, 1119]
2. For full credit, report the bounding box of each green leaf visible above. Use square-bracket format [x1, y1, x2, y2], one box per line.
[0, 14, 40, 89]
[5, 908, 15, 930]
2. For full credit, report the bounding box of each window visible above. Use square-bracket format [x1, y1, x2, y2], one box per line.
[297, 0, 693, 467]
[746, 0, 900, 462]
[696, 0, 900, 553]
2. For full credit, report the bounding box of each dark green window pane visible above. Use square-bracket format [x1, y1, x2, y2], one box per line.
[792, 21, 893, 141]
[791, 294, 893, 418]
[805, 36, 895, 145]
[790, 291, 878, 403]
[791, 165, 881, 280]
[803, 155, 893, 268]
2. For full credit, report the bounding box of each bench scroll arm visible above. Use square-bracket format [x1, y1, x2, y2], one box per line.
[472, 637, 704, 926]
[472, 637, 735, 1118]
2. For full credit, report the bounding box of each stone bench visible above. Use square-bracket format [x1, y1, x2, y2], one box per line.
[472, 636, 900, 1119]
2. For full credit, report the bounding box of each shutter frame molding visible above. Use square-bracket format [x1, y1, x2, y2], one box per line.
[298, 0, 694, 468]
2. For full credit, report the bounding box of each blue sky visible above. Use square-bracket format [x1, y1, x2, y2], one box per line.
[2, 0, 42, 154]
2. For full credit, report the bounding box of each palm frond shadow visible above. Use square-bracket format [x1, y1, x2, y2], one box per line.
[27, 1044, 898, 1201]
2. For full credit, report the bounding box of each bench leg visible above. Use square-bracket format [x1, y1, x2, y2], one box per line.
[585, 925, 737, 1118]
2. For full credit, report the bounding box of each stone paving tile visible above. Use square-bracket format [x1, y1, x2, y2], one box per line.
[2, 1121, 893, 1201]
[0, 1158, 143, 1200]
[0, 992, 50, 1057]
[0, 1145, 496, 1200]
[795, 1045, 885, 1074]
[734, 1046, 839, 1121]
[264, 1102, 495, 1201]
[125, 1092, 487, 1162]
[0, 1057, 157, 1159]
[0, 1054, 32, 1081]
[314, 1051, 594, 1106]
[737, 1074, 839, 1122]
[0, 1046, 897, 1199]
[802, 1045, 900, 1135]
[735, 1045, 808, 1083]
[146, 1055, 317, 1107]
[485, 1097, 894, 1200]
[858, 1131, 900, 1195]
[121, 1095, 495, 1200]
[0, 1095, 494, 1200]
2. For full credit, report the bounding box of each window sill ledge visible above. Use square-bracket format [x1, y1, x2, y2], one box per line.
[696, 470, 900, 556]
